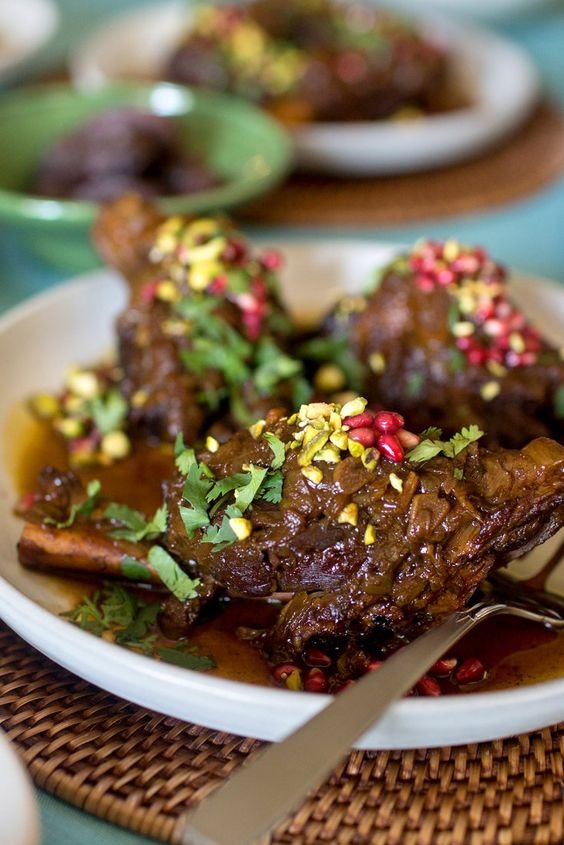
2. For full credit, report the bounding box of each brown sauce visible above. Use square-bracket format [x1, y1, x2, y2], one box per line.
[11, 405, 564, 695]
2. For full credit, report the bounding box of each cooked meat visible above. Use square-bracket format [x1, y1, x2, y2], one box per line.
[92, 196, 309, 444]
[312, 240, 564, 448]
[163, 399, 564, 659]
[166, 0, 454, 123]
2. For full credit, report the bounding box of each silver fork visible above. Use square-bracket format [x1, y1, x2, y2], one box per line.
[182, 545, 564, 845]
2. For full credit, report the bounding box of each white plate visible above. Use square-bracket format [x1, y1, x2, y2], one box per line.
[0, 0, 59, 84]
[69, 2, 539, 175]
[0, 729, 40, 845]
[0, 240, 563, 750]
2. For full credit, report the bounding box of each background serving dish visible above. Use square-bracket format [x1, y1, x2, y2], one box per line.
[0, 0, 59, 87]
[70, 1, 539, 175]
[0, 239, 563, 750]
[0, 82, 292, 271]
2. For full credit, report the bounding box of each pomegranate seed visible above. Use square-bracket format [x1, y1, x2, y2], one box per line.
[373, 411, 404, 434]
[271, 662, 302, 683]
[455, 658, 485, 685]
[207, 274, 228, 295]
[304, 648, 332, 668]
[342, 411, 374, 429]
[19, 491, 36, 511]
[396, 429, 420, 450]
[304, 668, 329, 694]
[416, 676, 442, 697]
[367, 660, 383, 672]
[140, 280, 159, 303]
[222, 240, 246, 262]
[261, 249, 283, 270]
[376, 433, 404, 462]
[428, 658, 457, 677]
[348, 427, 376, 447]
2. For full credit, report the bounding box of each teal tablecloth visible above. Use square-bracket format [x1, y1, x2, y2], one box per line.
[1, 2, 563, 843]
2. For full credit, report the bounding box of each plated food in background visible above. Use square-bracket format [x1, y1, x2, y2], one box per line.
[309, 239, 564, 448]
[0, 0, 59, 84]
[0, 82, 292, 271]
[32, 108, 220, 203]
[71, 1, 538, 174]
[166, 0, 464, 124]
[4, 201, 563, 716]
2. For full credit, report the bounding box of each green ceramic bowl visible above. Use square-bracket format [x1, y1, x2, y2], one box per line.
[0, 82, 293, 271]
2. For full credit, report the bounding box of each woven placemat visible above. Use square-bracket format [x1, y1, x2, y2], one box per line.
[1, 623, 563, 845]
[242, 101, 564, 227]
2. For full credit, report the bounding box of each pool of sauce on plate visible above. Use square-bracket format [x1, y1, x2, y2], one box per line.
[10, 407, 564, 694]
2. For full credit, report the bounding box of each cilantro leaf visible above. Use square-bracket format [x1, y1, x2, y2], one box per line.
[260, 469, 283, 503]
[44, 479, 101, 529]
[201, 513, 239, 551]
[179, 504, 210, 536]
[407, 425, 484, 464]
[147, 546, 200, 601]
[88, 389, 128, 435]
[104, 503, 168, 542]
[264, 432, 285, 469]
[405, 439, 444, 463]
[206, 472, 251, 503]
[447, 425, 484, 457]
[234, 465, 267, 512]
[61, 584, 215, 670]
[120, 555, 153, 583]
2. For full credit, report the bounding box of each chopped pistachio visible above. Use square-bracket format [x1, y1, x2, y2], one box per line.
[54, 417, 84, 439]
[330, 430, 349, 450]
[156, 280, 180, 303]
[347, 439, 365, 459]
[368, 352, 386, 374]
[313, 363, 346, 393]
[313, 445, 341, 463]
[486, 360, 507, 378]
[131, 390, 148, 408]
[509, 332, 526, 354]
[364, 524, 376, 545]
[452, 321, 475, 338]
[285, 669, 303, 691]
[388, 472, 404, 493]
[205, 436, 220, 453]
[188, 258, 225, 291]
[304, 402, 333, 420]
[299, 430, 330, 466]
[361, 449, 378, 471]
[340, 397, 367, 418]
[63, 395, 85, 414]
[480, 380, 501, 401]
[228, 517, 253, 541]
[66, 369, 100, 400]
[248, 419, 266, 439]
[301, 466, 323, 485]
[101, 431, 131, 460]
[337, 503, 358, 527]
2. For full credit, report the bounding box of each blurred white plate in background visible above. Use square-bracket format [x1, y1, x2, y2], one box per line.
[0, 728, 40, 845]
[0, 0, 59, 84]
[70, 1, 539, 175]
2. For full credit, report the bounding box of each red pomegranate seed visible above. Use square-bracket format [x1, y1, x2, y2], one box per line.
[261, 249, 283, 270]
[428, 658, 457, 677]
[304, 648, 332, 668]
[396, 429, 420, 450]
[455, 658, 485, 685]
[19, 491, 36, 512]
[348, 427, 376, 447]
[416, 676, 442, 697]
[367, 660, 383, 672]
[222, 240, 246, 262]
[140, 280, 159, 303]
[373, 411, 404, 434]
[271, 663, 302, 683]
[207, 274, 228, 295]
[304, 668, 329, 694]
[342, 411, 375, 429]
[376, 433, 404, 462]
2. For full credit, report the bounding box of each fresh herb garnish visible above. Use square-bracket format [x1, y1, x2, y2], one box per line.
[407, 425, 484, 463]
[104, 502, 168, 542]
[299, 335, 367, 394]
[147, 546, 200, 601]
[88, 389, 128, 435]
[61, 583, 215, 670]
[44, 479, 101, 529]
[263, 432, 285, 469]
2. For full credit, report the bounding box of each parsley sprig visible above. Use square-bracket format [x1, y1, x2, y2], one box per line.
[61, 583, 215, 671]
[406, 425, 484, 463]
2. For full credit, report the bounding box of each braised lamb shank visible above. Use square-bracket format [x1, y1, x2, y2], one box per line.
[92, 195, 308, 444]
[313, 240, 564, 448]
